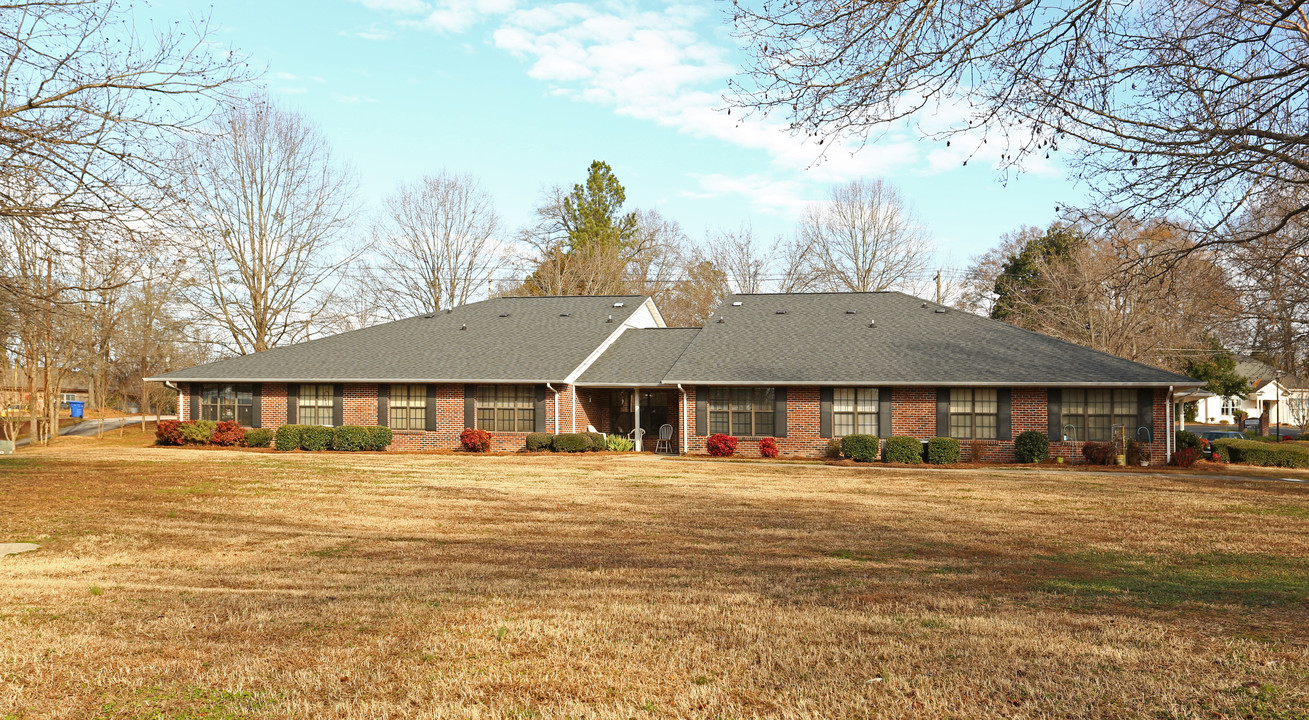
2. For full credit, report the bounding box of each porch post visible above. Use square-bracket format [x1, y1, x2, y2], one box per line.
[634, 388, 642, 452]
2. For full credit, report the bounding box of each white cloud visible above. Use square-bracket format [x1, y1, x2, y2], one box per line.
[686, 173, 814, 216]
[352, 0, 430, 14]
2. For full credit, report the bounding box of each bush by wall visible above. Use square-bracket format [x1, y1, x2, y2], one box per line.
[1211, 438, 1309, 468]
[1014, 430, 1049, 463]
[927, 437, 961, 464]
[332, 425, 371, 452]
[605, 434, 634, 451]
[275, 424, 306, 451]
[155, 420, 184, 446]
[551, 433, 591, 453]
[706, 434, 737, 457]
[179, 420, 216, 445]
[1126, 440, 1148, 465]
[840, 434, 880, 463]
[1081, 441, 1116, 465]
[244, 428, 274, 448]
[301, 426, 333, 452]
[759, 437, 778, 458]
[460, 428, 492, 452]
[367, 426, 393, 451]
[1171, 447, 1200, 467]
[210, 421, 245, 447]
[526, 433, 553, 451]
[584, 432, 605, 452]
[824, 438, 843, 459]
[1175, 430, 1201, 451]
[883, 436, 923, 464]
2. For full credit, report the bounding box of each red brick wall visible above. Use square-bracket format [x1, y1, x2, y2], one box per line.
[891, 387, 936, 436]
[178, 382, 191, 421]
[261, 383, 287, 428]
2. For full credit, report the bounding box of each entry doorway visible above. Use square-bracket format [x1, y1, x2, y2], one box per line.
[609, 389, 673, 451]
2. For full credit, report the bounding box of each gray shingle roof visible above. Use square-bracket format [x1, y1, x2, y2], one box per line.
[576, 328, 700, 385]
[148, 295, 650, 383]
[662, 292, 1201, 387]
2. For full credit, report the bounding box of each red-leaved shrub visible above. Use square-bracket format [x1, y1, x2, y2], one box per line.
[759, 437, 778, 458]
[460, 428, 492, 452]
[155, 420, 183, 446]
[1081, 441, 1116, 465]
[211, 420, 246, 447]
[1171, 446, 1200, 467]
[706, 433, 737, 457]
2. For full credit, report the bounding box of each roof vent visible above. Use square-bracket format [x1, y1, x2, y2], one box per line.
[613, 302, 624, 307]
[460, 323, 467, 331]
[423, 313, 434, 319]
[845, 310, 856, 314]
[775, 310, 787, 315]
[731, 301, 742, 306]
[934, 308, 946, 314]
[498, 312, 510, 318]
[717, 317, 726, 324]
[921, 302, 928, 308]
[606, 314, 613, 323]
[868, 320, 876, 327]
[560, 312, 571, 317]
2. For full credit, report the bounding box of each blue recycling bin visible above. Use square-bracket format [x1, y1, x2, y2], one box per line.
[69, 401, 84, 419]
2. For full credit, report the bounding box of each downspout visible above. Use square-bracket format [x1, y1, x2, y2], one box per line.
[571, 385, 577, 433]
[677, 383, 687, 455]
[1166, 386, 1173, 464]
[164, 381, 179, 420]
[546, 383, 559, 434]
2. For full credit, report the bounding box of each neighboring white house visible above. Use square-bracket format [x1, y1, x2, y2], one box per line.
[1192, 356, 1309, 427]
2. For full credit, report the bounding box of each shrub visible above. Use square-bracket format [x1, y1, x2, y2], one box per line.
[840, 434, 880, 463]
[1081, 441, 1116, 465]
[1243, 433, 1295, 443]
[605, 434, 635, 452]
[759, 437, 779, 458]
[155, 420, 184, 446]
[883, 436, 923, 464]
[211, 421, 245, 447]
[966, 439, 987, 462]
[179, 420, 216, 445]
[927, 437, 961, 464]
[244, 428, 273, 448]
[332, 425, 371, 452]
[525, 433, 553, 452]
[1175, 430, 1201, 451]
[1013, 430, 1049, 463]
[706, 434, 737, 457]
[551, 432, 590, 453]
[1211, 438, 1309, 468]
[460, 428, 492, 452]
[584, 432, 605, 452]
[1126, 440, 1149, 465]
[275, 424, 305, 451]
[824, 438, 843, 459]
[1171, 446, 1200, 467]
[366, 426, 393, 451]
[301, 425, 333, 452]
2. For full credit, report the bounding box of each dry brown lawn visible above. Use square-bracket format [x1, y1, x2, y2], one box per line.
[1, 433, 1307, 719]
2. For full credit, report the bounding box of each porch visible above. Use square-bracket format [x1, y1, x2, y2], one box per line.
[574, 386, 685, 453]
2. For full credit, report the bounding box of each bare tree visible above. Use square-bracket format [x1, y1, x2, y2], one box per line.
[730, 0, 1309, 249]
[707, 225, 771, 294]
[799, 179, 931, 292]
[369, 171, 501, 318]
[175, 97, 359, 355]
[957, 227, 1042, 316]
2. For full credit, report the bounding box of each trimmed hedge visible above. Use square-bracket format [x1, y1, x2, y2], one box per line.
[927, 437, 961, 464]
[1175, 430, 1201, 451]
[301, 426, 333, 452]
[526, 433, 553, 451]
[584, 432, 605, 452]
[883, 436, 923, 464]
[244, 428, 274, 448]
[155, 420, 184, 446]
[1014, 430, 1049, 463]
[275, 424, 305, 451]
[367, 426, 392, 451]
[1211, 438, 1309, 467]
[332, 425, 372, 452]
[840, 434, 880, 463]
[706, 434, 737, 457]
[552, 433, 591, 453]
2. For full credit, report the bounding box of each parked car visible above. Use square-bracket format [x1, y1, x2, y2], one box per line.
[1197, 430, 1245, 458]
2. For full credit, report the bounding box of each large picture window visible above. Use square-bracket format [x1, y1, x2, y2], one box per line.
[948, 388, 998, 439]
[1061, 389, 1137, 442]
[1221, 396, 1239, 416]
[833, 388, 878, 436]
[390, 384, 426, 430]
[708, 387, 774, 437]
[199, 383, 253, 426]
[299, 384, 334, 427]
[476, 385, 534, 432]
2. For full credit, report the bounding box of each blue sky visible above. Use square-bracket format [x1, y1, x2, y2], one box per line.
[158, 0, 1084, 273]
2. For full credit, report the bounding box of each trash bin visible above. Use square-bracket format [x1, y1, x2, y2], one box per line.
[69, 401, 84, 419]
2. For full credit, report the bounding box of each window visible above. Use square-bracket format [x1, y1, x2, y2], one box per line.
[299, 384, 334, 426]
[708, 387, 774, 437]
[475, 385, 534, 432]
[948, 388, 998, 439]
[390, 384, 426, 430]
[1061, 389, 1136, 442]
[832, 388, 878, 436]
[200, 383, 253, 426]
[1221, 396, 1239, 416]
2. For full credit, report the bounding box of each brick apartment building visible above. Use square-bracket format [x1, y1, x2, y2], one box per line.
[147, 292, 1200, 462]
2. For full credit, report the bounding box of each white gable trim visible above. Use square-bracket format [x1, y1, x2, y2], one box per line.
[562, 297, 664, 385]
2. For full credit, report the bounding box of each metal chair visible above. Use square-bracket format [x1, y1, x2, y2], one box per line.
[655, 423, 674, 453]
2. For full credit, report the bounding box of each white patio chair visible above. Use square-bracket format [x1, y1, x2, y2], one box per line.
[655, 423, 673, 453]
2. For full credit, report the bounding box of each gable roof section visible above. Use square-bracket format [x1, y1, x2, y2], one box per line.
[148, 295, 651, 383]
[663, 292, 1201, 387]
[576, 328, 700, 385]
[1235, 356, 1306, 390]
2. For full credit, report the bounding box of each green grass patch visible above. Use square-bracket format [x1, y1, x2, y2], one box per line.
[1228, 503, 1309, 520]
[92, 685, 278, 719]
[1036, 551, 1309, 608]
